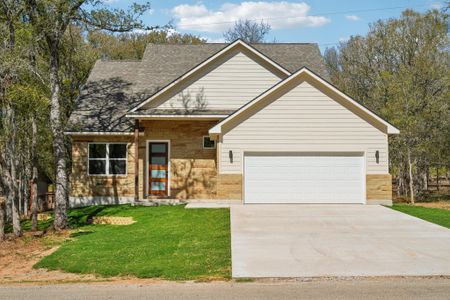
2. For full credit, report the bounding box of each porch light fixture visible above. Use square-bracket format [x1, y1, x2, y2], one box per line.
[375, 150, 380, 164]
[229, 150, 233, 163]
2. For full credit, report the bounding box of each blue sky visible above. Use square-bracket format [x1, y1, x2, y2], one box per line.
[104, 0, 444, 52]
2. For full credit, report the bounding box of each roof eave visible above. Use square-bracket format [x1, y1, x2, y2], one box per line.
[64, 131, 134, 136]
[125, 114, 228, 120]
[387, 126, 400, 134]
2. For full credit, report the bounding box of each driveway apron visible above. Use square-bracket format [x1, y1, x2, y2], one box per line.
[230, 205, 450, 278]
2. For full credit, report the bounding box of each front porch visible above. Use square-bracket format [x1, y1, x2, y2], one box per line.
[69, 119, 243, 207]
[136, 120, 219, 200]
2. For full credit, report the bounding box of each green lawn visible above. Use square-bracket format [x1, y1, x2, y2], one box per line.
[34, 205, 231, 280]
[390, 204, 450, 229]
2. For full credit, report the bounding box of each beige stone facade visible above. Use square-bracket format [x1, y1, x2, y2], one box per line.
[70, 135, 135, 198]
[217, 174, 242, 200]
[70, 121, 220, 202]
[366, 174, 392, 204]
[138, 120, 218, 199]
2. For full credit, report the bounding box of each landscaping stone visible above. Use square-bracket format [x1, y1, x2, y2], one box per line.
[92, 216, 135, 225]
[37, 213, 52, 221]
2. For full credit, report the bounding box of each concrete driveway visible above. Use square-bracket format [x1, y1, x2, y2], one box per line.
[231, 205, 450, 278]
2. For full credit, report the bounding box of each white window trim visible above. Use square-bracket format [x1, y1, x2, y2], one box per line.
[87, 142, 128, 176]
[203, 135, 216, 149]
[146, 140, 171, 197]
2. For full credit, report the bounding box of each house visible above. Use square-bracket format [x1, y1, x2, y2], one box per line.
[66, 40, 399, 207]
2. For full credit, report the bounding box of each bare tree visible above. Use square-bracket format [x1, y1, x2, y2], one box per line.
[223, 19, 271, 43]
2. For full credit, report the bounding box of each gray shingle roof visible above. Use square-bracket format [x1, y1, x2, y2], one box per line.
[67, 43, 329, 133]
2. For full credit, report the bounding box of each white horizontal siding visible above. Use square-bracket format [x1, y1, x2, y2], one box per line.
[156, 51, 282, 110]
[220, 81, 389, 174]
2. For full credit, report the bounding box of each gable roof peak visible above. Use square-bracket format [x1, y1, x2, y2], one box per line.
[209, 67, 400, 135]
[129, 38, 291, 113]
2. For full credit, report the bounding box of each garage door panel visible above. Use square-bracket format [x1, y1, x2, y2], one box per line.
[245, 168, 362, 181]
[244, 154, 364, 204]
[245, 181, 362, 195]
[246, 156, 361, 167]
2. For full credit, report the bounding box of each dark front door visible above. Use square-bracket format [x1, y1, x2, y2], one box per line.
[148, 142, 169, 196]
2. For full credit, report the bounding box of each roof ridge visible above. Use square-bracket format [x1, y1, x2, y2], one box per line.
[252, 42, 317, 45]
[144, 42, 317, 46]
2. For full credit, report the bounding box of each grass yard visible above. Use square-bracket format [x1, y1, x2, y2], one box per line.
[390, 204, 450, 229]
[34, 205, 231, 280]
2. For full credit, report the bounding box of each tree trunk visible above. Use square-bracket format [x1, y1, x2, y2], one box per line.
[407, 148, 415, 204]
[3, 107, 22, 237]
[436, 168, 439, 192]
[1, 0, 21, 237]
[31, 115, 38, 231]
[18, 172, 22, 215]
[21, 154, 31, 217]
[9, 155, 22, 237]
[10, 124, 22, 237]
[49, 44, 68, 230]
[0, 195, 5, 241]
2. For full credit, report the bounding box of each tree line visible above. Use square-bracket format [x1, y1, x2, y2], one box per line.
[0, 0, 203, 239]
[324, 9, 449, 203]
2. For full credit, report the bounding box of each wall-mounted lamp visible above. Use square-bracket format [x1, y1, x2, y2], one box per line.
[229, 150, 233, 163]
[375, 150, 380, 164]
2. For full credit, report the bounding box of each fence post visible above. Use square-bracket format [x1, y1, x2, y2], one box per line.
[437, 167, 439, 192]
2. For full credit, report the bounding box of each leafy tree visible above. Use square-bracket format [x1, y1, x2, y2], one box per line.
[223, 19, 271, 43]
[88, 29, 205, 60]
[25, 0, 154, 230]
[0, 0, 28, 237]
[324, 9, 450, 203]
[0, 0, 206, 236]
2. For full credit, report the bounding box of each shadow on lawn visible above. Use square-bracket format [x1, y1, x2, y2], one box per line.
[8, 205, 133, 233]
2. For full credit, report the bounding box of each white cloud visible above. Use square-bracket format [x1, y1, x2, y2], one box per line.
[345, 15, 360, 21]
[103, 0, 119, 4]
[338, 37, 349, 43]
[172, 1, 330, 33]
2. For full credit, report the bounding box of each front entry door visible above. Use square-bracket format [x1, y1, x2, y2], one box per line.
[148, 142, 169, 196]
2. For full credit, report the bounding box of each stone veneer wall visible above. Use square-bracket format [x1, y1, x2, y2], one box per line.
[217, 174, 242, 200]
[70, 135, 135, 202]
[216, 174, 393, 204]
[366, 174, 392, 204]
[138, 120, 218, 199]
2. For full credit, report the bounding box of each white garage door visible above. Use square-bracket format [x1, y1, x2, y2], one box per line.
[244, 153, 365, 204]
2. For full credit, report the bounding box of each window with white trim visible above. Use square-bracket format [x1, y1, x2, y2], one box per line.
[203, 136, 216, 149]
[88, 143, 127, 175]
